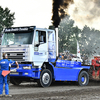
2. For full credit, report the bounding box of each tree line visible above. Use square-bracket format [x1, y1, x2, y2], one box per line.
[57, 16, 100, 57]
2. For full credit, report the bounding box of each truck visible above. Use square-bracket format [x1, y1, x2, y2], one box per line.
[0, 26, 90, 87]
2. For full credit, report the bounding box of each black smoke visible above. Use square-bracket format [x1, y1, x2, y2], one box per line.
[52, 0, 73, 28]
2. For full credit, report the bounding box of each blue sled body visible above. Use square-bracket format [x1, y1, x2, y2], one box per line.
[10, 60, 90, 82]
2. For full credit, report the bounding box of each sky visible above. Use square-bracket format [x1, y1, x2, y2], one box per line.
[0, 0, 100, 30]
[0, 0, 52, 28]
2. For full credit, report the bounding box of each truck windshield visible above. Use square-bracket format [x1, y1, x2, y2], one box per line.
[2, 32, 33, 45]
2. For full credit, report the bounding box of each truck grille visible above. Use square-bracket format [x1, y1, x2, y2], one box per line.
[7, 52, 25, 62]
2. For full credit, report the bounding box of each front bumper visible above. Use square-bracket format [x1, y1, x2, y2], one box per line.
[10, 64, 41, 79]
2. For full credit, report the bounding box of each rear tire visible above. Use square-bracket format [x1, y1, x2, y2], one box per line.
[37, 69, 52, 87]
[10, 77, 22, 85]
[78, 71, 89, 86]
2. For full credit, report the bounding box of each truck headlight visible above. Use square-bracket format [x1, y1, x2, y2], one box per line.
[23, 66, 31, 69]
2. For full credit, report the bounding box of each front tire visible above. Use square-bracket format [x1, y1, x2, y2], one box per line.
[78, 71, 89, 86]
[37, 69, 52, 87]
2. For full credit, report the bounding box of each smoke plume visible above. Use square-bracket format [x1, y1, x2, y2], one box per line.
[52, 0, 100, 29]
[52, 0, 73, 28]
[68, 0, 100, 30]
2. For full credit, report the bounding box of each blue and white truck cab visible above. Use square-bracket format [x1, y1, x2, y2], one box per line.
[0, 26, 90, 87]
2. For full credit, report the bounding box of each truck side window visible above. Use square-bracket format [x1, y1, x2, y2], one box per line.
[35, 30, 46, 44]
[34, 30, 46, 47]
[39, 31, 46, 43]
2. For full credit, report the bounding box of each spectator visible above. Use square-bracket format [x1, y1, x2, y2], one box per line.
[0, 53, 19, 97]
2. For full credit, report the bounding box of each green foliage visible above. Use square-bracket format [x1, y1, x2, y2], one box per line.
[51, 16, 100, 57]
[79, 25, 100, 56]
[58, 16, 81, 54]
[0, 6, 15, 33]
[57, 16, 100, 57]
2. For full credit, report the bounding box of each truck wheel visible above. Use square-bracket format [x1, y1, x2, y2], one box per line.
[37, 69, 52, 87]
[10, 77, 22, 85]
[78, 71, 89, 86]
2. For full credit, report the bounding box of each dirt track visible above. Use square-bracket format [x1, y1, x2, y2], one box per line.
[0, 80, 100, 100]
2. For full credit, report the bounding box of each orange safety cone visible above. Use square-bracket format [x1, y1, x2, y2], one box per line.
[2, 70, 10, 77]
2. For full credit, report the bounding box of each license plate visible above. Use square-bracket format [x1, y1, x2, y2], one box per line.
[10, 53, 17, 56]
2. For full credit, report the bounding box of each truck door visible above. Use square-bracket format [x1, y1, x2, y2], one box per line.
[48, 31, 56, 62]
[33, 30, 48, 66]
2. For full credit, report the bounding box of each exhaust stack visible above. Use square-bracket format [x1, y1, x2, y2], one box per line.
[55, 28, 58, 57]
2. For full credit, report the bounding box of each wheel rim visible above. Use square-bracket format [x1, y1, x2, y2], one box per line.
[81, 77, 85, 82]
[42, 73, 50, 85]
[81, 75, 87, 85]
